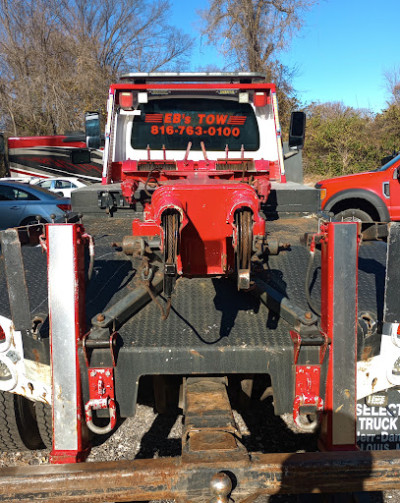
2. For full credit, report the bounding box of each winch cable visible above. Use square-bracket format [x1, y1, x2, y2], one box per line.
[305, 249, 321, 316]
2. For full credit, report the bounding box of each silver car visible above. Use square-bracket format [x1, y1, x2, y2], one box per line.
[0, 180, 71, 229]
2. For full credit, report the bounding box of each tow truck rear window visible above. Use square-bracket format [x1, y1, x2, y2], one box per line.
[131, 98, 259, 151]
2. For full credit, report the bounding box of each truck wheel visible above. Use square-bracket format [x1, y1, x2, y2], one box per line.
[35, 401, 53, 449]
[0, 391, 44, 450]
[334, 209, 373, 223]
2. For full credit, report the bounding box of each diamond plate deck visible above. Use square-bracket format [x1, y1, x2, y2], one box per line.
[0, 216, 388, 416]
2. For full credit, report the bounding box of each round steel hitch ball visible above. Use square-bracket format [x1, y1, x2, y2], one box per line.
[210, 472, 232, 503]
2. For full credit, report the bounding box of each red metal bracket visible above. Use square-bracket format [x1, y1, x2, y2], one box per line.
[290, 330, 326, 430]
[82, 331, 118, 435]
[293, 365, 324, 430]
[85, 367, 117, 435]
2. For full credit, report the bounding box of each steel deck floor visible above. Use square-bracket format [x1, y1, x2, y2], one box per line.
[0, 216, 387, 415]
[0, 216, 386, 334]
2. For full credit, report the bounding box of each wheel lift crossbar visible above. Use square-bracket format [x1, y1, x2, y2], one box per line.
[0, 451, 400, 502]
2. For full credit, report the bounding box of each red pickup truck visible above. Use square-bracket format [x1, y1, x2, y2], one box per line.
[316, 153, 400, 222]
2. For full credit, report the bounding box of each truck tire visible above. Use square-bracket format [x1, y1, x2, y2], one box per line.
[0, 391, 44, 450]
[334, 208, 373, 223]
[35, 401, 53, 449]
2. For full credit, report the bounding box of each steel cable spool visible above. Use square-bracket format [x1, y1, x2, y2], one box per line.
[162, 210, 180, 301]
[235, 209, 253, 289]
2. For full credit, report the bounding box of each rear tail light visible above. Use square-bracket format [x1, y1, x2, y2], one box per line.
[57, 204, 71, 212]
[119, 91, 134, 109]
[254, 92, 267, 107]
[0, 325, 6, 343]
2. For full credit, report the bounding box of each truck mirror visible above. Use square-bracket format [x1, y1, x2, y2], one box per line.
[382, 153, 395, 166]
[288, 111, 306, 150]
[70, 148, 91, 165]
[85, 112, 101, 149]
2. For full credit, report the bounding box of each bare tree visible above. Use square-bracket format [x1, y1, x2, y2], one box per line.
[384, 66, 400, 107]
[200, 0, 317, 128]
[0, 0, 72, 134]
[200, 0, 316, 74]
[0, 0, 193, 135]
[379, 67, 400, 152]
[58, 0, 192, 75]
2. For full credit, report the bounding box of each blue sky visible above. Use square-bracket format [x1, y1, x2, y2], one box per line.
[170, 0, 399, 113]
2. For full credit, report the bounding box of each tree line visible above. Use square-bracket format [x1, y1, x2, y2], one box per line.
[303, 82, 400, 178]
[0, 0, 398, 179]
[0, 0, 192, 135]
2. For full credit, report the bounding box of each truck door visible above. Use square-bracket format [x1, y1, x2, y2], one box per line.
[388, 159, 400, 220]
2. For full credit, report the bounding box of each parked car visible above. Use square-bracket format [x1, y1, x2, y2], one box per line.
[30, 177, 88, 198]
[0, 180, 71, 230]
[316, 153, 400, 222]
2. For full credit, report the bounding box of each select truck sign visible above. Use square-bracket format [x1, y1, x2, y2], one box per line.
[357, 388, 400, 450]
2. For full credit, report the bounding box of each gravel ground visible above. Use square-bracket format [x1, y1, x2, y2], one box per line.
[1, 390, 399, 503]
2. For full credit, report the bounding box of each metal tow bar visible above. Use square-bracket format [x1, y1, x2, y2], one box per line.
[1, 375, 400, 500]
[0, 451, 400, 502]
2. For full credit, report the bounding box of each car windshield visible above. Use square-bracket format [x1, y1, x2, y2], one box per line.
[131, 98, 260, 151]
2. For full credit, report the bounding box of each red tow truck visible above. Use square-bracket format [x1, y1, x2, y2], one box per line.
[0, 73, 400, 502]
[316, 153, 400, 222]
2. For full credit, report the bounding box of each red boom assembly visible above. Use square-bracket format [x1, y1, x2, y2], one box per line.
[128, 170, 268, 293]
